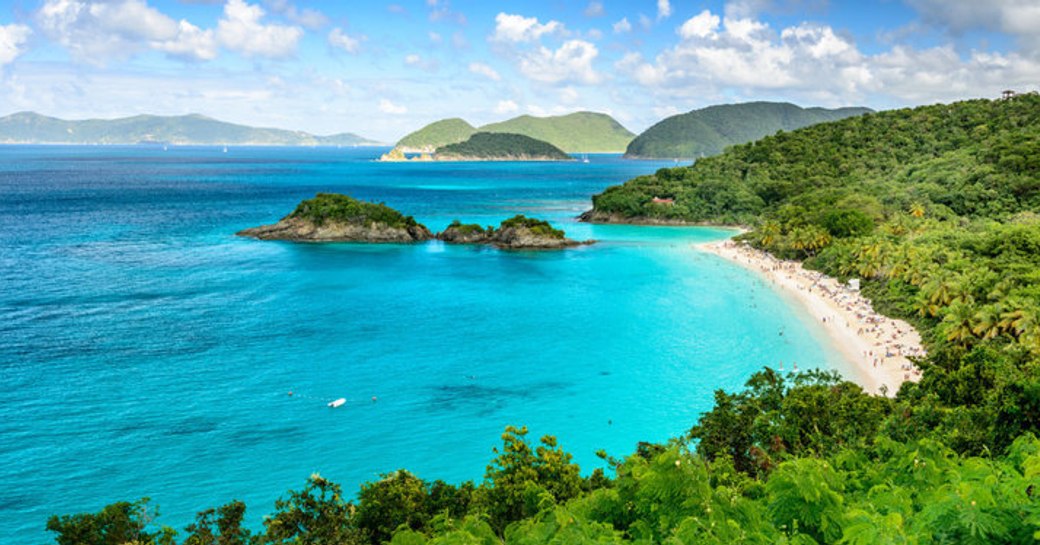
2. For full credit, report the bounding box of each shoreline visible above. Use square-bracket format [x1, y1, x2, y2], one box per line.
[697, 239, 924, 396]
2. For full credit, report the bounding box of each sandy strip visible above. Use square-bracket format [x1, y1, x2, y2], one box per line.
[697, 239, 924, 396]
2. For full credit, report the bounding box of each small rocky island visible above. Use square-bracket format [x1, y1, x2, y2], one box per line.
[236, 193, 433, 242]
[439, 215, 587, 249]
[239, 194, 588, 249]
[379, 132, 573, 162]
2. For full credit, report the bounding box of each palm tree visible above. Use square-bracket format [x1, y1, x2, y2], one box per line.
[971, 305, 1002, 340]
[941, 302, 977, 346]
[909, 202, 926, 218]
[758, 220, 781, 249]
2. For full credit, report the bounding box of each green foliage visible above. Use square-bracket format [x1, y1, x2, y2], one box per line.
[397, 118, 476, 150]
[436, 133, 572, 161]
[446, 220, 486, 235]
[498, 215, 566, 239]
[184, 501, 251, 545]
[624, 101, 871, 159]
[262, 474, 359, 545]
[47, 498, 176, 545]
[288, 193, 421, 229]
[480, 111, 635, 153]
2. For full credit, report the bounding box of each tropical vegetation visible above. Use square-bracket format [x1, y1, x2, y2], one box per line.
[623, 101, 871, 159]
[49, 96, 1040, 543]
[397, 112, 634, 153]
[436, 133, 572, 161]
[396, 118, 476, 151]
[288, 193, 422, 229]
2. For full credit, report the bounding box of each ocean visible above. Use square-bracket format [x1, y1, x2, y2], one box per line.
[0, 146, 841, 542]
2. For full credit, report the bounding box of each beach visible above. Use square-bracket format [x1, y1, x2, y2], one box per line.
[698, 239, 924, 396]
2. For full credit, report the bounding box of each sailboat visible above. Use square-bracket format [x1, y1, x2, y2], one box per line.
[581, 153, 589, 163]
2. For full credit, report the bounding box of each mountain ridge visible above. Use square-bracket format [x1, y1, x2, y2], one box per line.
[0, 111, 382, 146]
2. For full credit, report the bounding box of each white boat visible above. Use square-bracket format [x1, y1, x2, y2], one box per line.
[328, 398, 346, 408]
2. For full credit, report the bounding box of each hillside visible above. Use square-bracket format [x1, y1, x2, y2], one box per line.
[395, 111, 635, 153]
[396, 118, 475, 152]
[435, 132, 572, 161]
[480, 111, 635, 153]
[0, 112, 381, 146]
[624, 101, 872, 159]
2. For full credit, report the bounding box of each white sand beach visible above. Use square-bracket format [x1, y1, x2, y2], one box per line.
[698, 239, 924, 396]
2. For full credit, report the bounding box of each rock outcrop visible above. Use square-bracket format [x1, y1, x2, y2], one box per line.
[437, 217, 589, 249]
[236, 193, 433, 243]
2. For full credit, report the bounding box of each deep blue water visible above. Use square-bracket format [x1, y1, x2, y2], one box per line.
[0, 146, 842, 543]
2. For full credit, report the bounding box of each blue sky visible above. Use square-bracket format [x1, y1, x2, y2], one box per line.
[1, 0, 1038, 141]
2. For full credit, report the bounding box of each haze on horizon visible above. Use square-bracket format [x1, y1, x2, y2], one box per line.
[0, 0, 1038, 142]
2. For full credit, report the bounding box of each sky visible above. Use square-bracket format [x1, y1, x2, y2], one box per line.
[1, 0, 1039, 141]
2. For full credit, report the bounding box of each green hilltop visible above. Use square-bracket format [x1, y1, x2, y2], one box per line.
[479, 111, 635, 153]
[395, 111, 635, 153]
[0, 111, 381, 146]
[396, 118, 476, 151]
[624, 101, 872, 159]
[435, 132, 572, 161]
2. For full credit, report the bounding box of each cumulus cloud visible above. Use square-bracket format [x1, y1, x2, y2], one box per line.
[264, 0, 328, 30]
[678, 10, 720, 40]
[657, 0, 672, 20]
[494, 99, 519, 114]
[217, 0, 303, 59]
[613, 17, 632, 33]
[519, 39, 601, 85]
[617, 8, 1040, 105]
[328, 28, 361, 53]
[493, 13, 563, 43]
[35, 0, 217, 61]
[469, 61, 501, 81]
[908, 0, 1040, 50]
[0, 23, 32, 67]
[379, 99, 407, 114]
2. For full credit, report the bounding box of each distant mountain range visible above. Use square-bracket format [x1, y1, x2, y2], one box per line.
[624, 102, 873, 159]
[0, 112, 382, 146]
[396, 112, 636, 153]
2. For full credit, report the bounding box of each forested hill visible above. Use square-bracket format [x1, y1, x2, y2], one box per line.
[0, 112, 380, 146]
[623, 101, 871, 159]
[396, 111, 635, 153]
[395, 118, 476, 151]
[435, 132, 572, 161]
[479, 111, 635, 153]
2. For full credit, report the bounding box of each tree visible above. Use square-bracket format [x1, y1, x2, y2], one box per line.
[263, 474, 359, 545]
[184, 501, 251, 545]
[46, 498, 176, 545]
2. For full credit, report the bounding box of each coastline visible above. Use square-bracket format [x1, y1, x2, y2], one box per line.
[697, 239, 924, 396]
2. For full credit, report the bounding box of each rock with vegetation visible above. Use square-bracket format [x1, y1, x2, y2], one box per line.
[237, 193, 432, 242]
[435, 133, 573, 161]
[623, 101, 872, 159]
[438, 216, 586, 248]
[0, 111, 380, 146]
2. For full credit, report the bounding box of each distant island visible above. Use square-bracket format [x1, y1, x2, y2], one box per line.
[239, 193, 586, 248]
[389, 111, 635, 154]
[0, 112, 382, 147]
[623, 101, 872, 159]
[380, 132, 573, 162]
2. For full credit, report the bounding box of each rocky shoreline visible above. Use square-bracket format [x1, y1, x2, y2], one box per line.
[236, 217, 433, 243]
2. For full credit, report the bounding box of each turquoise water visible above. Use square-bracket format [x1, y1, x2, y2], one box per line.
[0, 146, 841, 543]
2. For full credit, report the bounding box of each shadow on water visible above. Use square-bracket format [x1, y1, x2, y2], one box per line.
[427, 380, 572, 416]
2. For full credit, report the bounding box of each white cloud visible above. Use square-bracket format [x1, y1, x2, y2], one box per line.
[908, 0, 1040, 50]
[584, 1, 604, 17]
[217, 0, 303, 59]
[586, 28, 604, 40]
[613, 17, 632, 33]
[264, 0, 328, 30]
[35, 0, 219, 62]
[469, 62, 501, 81]
[494, 99, 519, 114]
[328, 28, 361, 54]
[493, 13, 563, 43]
[379, 99, 407, 114]
[616, 9, 1040, 106]
[519, 39, 601, 85]
[559, 86, 579, 103]
[0, 24, 32, 66]
[678, 10, 720, 40]
[657, 0, 672, 20]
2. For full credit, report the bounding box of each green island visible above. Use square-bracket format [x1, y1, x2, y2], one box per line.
[238, 196, 582, 249]
[0, 112, 380, 146]
[236, 193, 433, 243]
[623, 102, 872, 160]
[386, 111, 635, 156]
[434, 133, 573, 162]
[51, 97, 1040, 544]
[439, 215, 581, 248]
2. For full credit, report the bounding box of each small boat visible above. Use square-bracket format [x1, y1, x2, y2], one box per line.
[582, 154, 589, 163]
[328, 398, 346, 408]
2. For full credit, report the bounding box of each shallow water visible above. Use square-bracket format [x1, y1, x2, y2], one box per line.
[0, 146, 840, 542]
